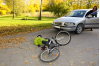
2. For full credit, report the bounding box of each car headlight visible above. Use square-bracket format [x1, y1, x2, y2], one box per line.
[64, 22, 75, 26]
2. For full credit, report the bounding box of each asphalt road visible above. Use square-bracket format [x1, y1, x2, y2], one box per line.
[0, 28, 99, 66]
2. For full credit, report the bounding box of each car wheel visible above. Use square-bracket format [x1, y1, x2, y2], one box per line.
[75, 24, 83, 34]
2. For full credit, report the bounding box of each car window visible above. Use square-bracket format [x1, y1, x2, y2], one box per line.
[66, 11, 86, 17]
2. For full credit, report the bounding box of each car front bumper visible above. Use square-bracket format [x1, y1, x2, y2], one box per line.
[52, 23, 76, 31]
[60, 26, 76, 31]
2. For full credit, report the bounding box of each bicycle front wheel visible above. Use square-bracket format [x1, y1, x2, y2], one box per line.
[55, 31, 71, 46]
[39, 48, 60, 63]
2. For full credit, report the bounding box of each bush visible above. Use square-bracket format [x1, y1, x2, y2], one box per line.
[47, 1, 73, 17]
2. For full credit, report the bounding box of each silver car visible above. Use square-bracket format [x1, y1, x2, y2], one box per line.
[52, 9, 99, 34]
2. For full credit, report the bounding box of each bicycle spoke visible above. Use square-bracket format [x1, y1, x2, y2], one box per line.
[40, 48, 60, 62]
[55, 31, 71, 46]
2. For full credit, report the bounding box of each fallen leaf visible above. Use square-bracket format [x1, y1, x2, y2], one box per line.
[25, 60, 28, 64]
[25, 54, 27, 58]
[36, 58, 38, 61]
[38, 63, 39, 66]
[1, 63, 4, 65]
[49, 63, 52, 64]
[64, 47, 66, 48]
[92, 62, 96, 65]
[56, 54, 58, 56]
[90, 62, 92, 64]
[85, 47, 87, 50]
[77, 62, 79, 64]
[87, 61, 89, 63]
[35, 55, 38, 58]
[71, 63, 73, 66]
[31, 55, 34, 58]
[93, 48, 95, 50]
[81, 62, 84, 64]
[79, 53, 81, 55]
[96, 53, 98, 55]
[79, 56, 81, 58]
[74, 49, 77, 51]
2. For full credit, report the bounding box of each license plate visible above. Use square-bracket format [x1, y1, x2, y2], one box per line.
[54, 26, 60, 28]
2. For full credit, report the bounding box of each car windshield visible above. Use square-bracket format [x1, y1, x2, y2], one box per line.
[66, 11, 86, 17]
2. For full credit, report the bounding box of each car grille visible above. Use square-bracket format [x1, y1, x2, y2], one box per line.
[55, 22, 62, 26]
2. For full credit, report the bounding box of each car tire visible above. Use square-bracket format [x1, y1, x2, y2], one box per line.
[75, 24, 83, 34]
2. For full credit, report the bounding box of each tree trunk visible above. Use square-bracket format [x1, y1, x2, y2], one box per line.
[13, 0, 15, 19]
[38, 0, 42, 20]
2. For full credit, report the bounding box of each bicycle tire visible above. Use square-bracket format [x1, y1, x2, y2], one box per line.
[39, 48, 60, 63]
[55, 31, 71, 46]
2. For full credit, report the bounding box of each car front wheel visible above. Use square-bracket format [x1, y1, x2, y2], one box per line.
[75, 24, 83, 34]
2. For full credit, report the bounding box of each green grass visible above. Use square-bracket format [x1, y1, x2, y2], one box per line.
[0, 16, 57, 37]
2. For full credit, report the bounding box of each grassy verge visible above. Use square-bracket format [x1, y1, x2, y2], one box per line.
[0, 16, 57, 37]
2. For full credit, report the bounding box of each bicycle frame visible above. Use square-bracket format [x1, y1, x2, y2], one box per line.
[45, 38, 60, 54]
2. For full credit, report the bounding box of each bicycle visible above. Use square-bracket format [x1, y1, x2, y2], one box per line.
[39, 31, 71, 62]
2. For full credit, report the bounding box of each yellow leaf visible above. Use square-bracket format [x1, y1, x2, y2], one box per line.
[36, 58, 38, 61]
[38, 63, 39, 66]
[71, 63, 73, 66]
[35, 55, 38, 58]
[79, 53, 81, 55]
[93, 48, 95, 50]
[49, 63, 52, 64]
[31, 55, 34, 58]
[90, 62, 92, 64]
[81, 62, 84, 64]
[85, 48, 87, 50]
[96, 53, 98, 55]
[1, 63, 4, 65]
[87, 61, 89, 62]
[92, 63, 96, 65]
[25, 60, 28, 64]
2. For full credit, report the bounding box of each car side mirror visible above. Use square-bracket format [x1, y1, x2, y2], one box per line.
[86, 14, 92, 18]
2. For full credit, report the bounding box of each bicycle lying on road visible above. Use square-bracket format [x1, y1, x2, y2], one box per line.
[39, 31, 71, 62]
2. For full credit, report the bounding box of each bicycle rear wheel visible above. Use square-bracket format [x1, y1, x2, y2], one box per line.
[39, 48, 60, 62]
[55, 31, 71, 46]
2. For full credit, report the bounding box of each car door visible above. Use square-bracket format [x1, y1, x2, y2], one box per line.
[85, 10, 99, 28]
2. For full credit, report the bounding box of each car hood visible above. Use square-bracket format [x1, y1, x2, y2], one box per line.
[54, 17, 84, 23]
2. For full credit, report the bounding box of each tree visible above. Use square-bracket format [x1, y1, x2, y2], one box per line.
[4, 0, 27, 17]
[47, 0, 73, 17]
[0, 0, 11, 15]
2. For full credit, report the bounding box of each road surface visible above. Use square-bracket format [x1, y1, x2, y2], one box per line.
[0, 29, 99, 66]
